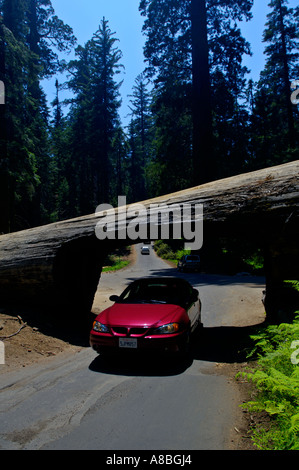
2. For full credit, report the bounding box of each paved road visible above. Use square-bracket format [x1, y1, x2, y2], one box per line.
[0, 245, 265, 450]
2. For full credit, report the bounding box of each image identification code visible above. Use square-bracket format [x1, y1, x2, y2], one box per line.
[106, 454, 192, 467]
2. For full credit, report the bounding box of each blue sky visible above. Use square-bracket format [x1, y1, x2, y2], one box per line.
[43, 0, 298, 125]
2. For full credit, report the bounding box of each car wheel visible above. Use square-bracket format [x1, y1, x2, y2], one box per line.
[192, 319, 203, 339]
[178, 331, 191, 359]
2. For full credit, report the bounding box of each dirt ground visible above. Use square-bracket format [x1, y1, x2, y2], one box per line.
[0, 248, 137, 374]
[0, 311, 82, 373]
[0, 251, 266, 451]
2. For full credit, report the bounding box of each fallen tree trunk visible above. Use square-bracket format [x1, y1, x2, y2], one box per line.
[0, 160, 298, 323]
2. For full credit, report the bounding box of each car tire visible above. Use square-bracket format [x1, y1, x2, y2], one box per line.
[192, 320, 203, 339]
[178, 331, 191, 359]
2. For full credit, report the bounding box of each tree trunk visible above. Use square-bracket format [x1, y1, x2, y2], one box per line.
[278, 0, 295, 149]
[0, 22, 11, 233]
[191, 0, 214, 185]
[0, 161, 298, 325]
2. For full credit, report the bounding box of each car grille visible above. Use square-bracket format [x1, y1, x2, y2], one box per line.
[111, 327, 149, 337]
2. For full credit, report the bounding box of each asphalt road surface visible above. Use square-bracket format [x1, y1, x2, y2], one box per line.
[0, 244, 265, 450]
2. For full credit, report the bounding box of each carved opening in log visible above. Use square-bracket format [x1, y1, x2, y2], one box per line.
[52, 236, 107, 322]
[52, 236, 131, 328]
[0, 161, 297, 333]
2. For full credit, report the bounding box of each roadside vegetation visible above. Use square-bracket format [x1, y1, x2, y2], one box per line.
[102, 246, 131, 272]
[239, 281, 299, 450]
[153, 240, 190, 265]
[153, 239, 264, 275]
[155, 240, 299, 450]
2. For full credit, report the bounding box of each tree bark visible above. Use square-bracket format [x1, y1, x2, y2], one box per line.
[0, 22, 11, 233]
[0, 161, 298, 322]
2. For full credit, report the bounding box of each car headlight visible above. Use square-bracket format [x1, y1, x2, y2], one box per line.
[153, 323, 180, 334]
[92, 321, 110, 333]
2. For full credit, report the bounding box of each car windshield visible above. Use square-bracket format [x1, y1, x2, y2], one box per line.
[117, 279, 192, 307]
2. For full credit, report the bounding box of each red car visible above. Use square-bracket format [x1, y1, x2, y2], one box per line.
[90, 277, 202, 356]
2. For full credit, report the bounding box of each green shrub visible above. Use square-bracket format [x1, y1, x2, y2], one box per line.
[153, 240, 191, 263]
[154, 241, 176, 260]
[240, 281, 299, 450]
[102, 247, 131, 272]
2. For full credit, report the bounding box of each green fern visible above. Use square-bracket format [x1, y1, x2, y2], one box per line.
[240, 280, 299, 449]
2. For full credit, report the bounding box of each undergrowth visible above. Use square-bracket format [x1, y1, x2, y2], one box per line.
[153, 240, 190, 263]
[102, 247, 131, 272]
[239, 281, 299, 450]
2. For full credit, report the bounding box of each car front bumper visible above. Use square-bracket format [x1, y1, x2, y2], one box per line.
[89, 331, 188, 354]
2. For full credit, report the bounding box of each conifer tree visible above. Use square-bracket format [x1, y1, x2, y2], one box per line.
[0, 1, 40, 230]
[66, 18, 123, 214]
[139, 0, 253, 186]
[0, 0, 76, 231]
[250, 0, 299, 168]
[128, 73, 152, 201]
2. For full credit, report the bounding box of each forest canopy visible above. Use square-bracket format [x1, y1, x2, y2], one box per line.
[0, 0, 298, 233]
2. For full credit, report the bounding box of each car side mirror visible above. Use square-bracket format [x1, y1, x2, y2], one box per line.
[109, 295, 120, 302]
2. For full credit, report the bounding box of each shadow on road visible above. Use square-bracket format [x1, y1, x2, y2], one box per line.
[88, 321, 265, 377]
[191, 323, 264, 363]
[145, 266, 265, 287]
[88, 350, 193, 377]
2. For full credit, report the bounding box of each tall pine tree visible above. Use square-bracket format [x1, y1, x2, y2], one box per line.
[66, 18, 123, 214]
[250, 0, 299, 168]
[0, 0, 41, 230]
[127, 73, 152, 201]
[0, 0, 76, 231]
[139, 0, 253, 186]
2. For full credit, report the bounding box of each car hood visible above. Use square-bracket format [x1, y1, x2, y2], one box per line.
[97, 303, 186, 328]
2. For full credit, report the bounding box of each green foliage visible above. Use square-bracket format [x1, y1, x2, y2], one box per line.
[102, 247, 131, 272]
[127, 73, 153, 202]
[244, 250, 264, 272]
[1, 0, 298, 233]
[240, 281, 299, 449]
[154, 240, 190, 263]
[140, 0, 254, 183]
[153, 240, 172, 259]
[65, 18, 123, 214]
[102, 259, 129, 273]
[248, 0, 299, 170]
[0, 0, 76, 231]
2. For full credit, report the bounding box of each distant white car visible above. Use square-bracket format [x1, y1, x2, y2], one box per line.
[141, 246, 150, 255]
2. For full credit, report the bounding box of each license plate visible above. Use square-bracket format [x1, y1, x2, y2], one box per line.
[119, 338, 137, 349]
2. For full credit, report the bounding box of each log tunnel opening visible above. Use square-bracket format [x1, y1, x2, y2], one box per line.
[0, 162, 298, 342]
[52, 233, 263, 335]
[50, 224, 299, 337]
[52, 235, 133, 331]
